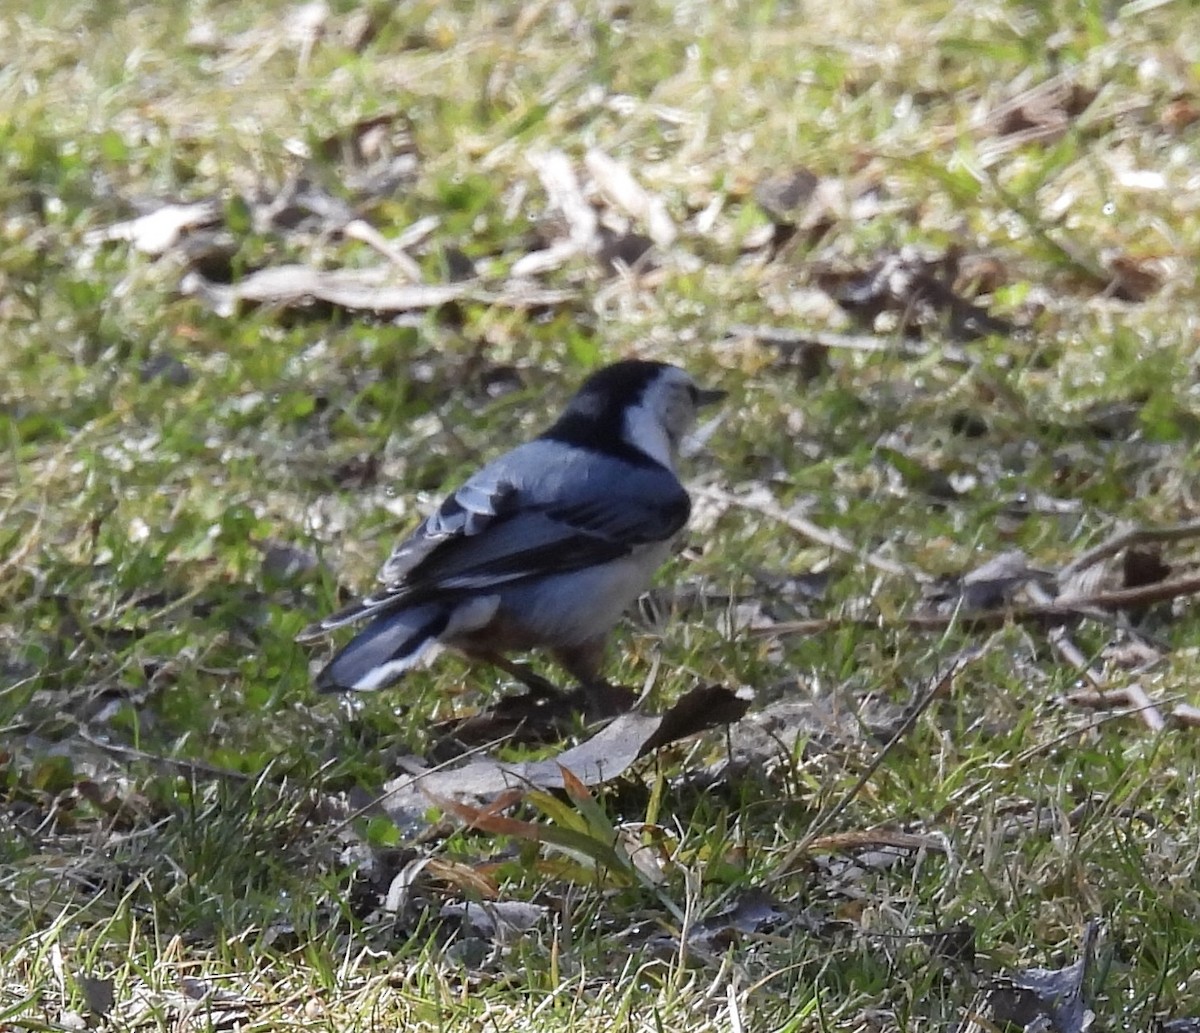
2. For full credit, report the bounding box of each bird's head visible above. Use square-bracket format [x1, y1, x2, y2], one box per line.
[553, 360, 725, 469]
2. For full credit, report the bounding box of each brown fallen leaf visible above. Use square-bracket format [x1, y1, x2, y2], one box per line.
[637, 683, 753, 757]
[1161, 95, 1200, 133]
[1102, 251, 1168, 302]
[754, 168, 820, 224]
[983, 77, 1097, 142]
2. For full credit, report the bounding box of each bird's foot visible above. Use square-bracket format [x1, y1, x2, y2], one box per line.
[430, 677, 636, 758]
[568, 680, 637, 719]
[490, 658, 565, 700]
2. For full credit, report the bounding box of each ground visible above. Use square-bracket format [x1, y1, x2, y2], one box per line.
[3, 1, 1200, 1030]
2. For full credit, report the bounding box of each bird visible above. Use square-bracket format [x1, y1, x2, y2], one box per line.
[298, 359, 724, 708]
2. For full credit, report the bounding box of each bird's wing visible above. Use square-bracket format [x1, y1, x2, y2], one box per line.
[376, 475, 520, 586]
[376, 473, 691, 600]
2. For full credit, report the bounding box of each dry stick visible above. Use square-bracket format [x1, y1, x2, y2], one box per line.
[697, 486, 928, 584]
[757, 572, 1200, 639]
[1060, 518, 1200, 581]
[767, 646, 987, 883]
[342, 219, 425, 282]
[76, 726, 253, 783]
[1017, 693, 1191, 765]
[1059, 572, 1200, 610]
[1025, 582, 1165, 733]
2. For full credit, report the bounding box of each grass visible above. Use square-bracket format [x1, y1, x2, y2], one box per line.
[4, 0, 1200, 1028]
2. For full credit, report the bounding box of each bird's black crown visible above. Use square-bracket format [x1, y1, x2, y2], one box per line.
[541, 360, 673, 464]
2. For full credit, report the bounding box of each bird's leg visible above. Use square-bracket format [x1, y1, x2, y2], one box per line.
[552, 637, 609, 691]
[552, 638, 636, 717]
[486, 655, 564, 699]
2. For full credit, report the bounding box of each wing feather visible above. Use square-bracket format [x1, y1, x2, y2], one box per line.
[372, 471, 689, 605]
[377, 476, 518, 585]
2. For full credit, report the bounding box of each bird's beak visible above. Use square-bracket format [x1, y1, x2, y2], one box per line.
[695, 387, 727, 407]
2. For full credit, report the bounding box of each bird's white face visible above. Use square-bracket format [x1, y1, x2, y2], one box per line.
[622, 367, 722, 469]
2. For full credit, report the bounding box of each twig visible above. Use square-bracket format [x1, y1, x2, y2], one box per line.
[1025, 581, 1164, 732]
[756, 572, 1200, 639]
[698, 486, 929, 583]
[1058, 572, 1200, 611]
[767, 646, 986, 882]
[76, 727, 254, 783]
[1017, 692, 1190, 763]
[342, 219, 425, 282]
[1066, 684, 1165, 733]
[1060, 518, 1200, 581]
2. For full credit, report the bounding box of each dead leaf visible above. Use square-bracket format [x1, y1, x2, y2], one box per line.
[814, 246, 1014, 341]
[754, 168, 820, 224]
[978, 76, 1098, 156]
[923, 550, 1056, 614]
[721, 693, 900, 773]
[1101, 251, 1168, 302]
[379, 684, 751, 829]
[1122, 547, 1170, 590]
[977, 921, 1098, 1033]
[1161, 96, 1200, 133]
[74, 973, 115, 1018]
[433, 683, 638, 754]
[440, 900, 547, 942]
[990, 81, 1096, 136]
[637, 683, 752, 757]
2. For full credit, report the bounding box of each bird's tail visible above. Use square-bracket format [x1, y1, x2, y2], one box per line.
[314, 604, 450, 693]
